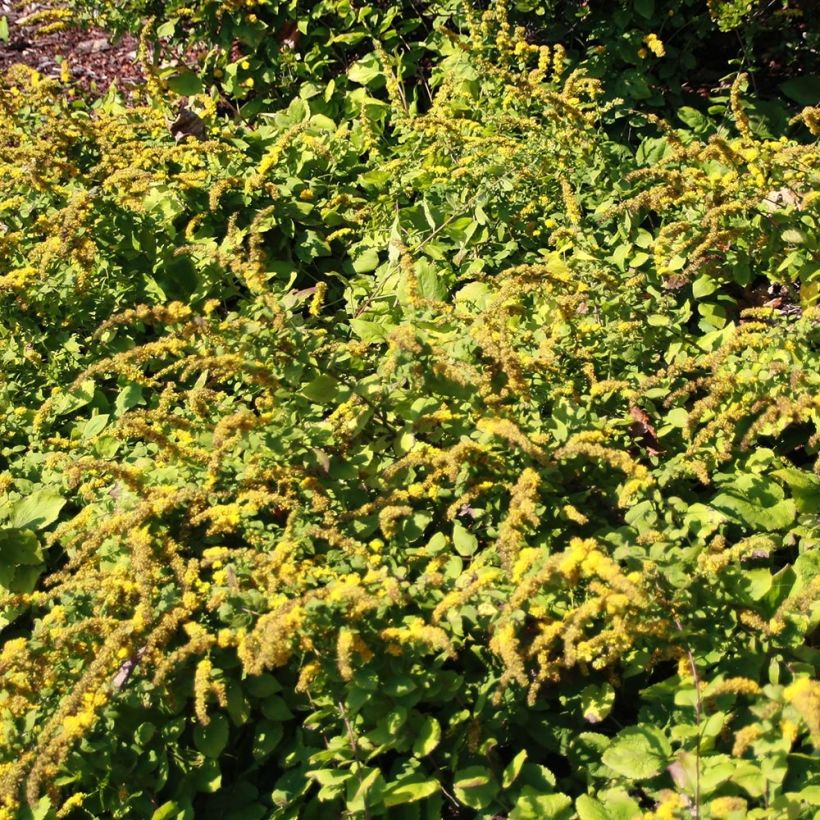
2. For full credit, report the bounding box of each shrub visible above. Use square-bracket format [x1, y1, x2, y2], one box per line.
[0, 2, 818, 819]
[22, 0, 820, 121]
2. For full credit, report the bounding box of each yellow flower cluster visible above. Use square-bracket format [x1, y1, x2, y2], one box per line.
[496, 468, 540, 569]
[784, 677, 820, 745]
[0, 2, 815, 810]
[380, 617, 453, 658]
[643, 33, 665, 58]
[705, 676, 762, 699]
[193, 658, 227, 724]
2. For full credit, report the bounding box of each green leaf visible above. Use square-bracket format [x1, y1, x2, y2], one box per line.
[669, 751, 736, 799]
[115, 384, 144, 416]
[143, 187, 185, 223]
[11, 489, 66, 531]
[601, 725, 671, 780]
[453, 766, 498, 810]
[780, 76, 820, 106]
[296, 231, 331, 261]
[253, 720, 283, 761]
[260, 695, 293, 721]
[790, 783, 820, 806]
[731, 761, 765, 798]
[580, 683, 615, 724]
[742, 568, 773, 600]
[617, 69, 652, 102]
[167, 69, 204, 96]
[151, 801, 192, 820]
[503, 749, 528, 788]
[383, 677, 416, 697]
[692, 274, 718, 299]
[348, 54, 383, 86]
[194, 713, 229, 759]
[455, 281, 491, 311]
[636, 136, 673, 165]
[244, 673, 282, 698]
[773, 467, 820, 513]
[155, 19, 176, 38]
[665, 407, 689, 429]
[677, 106, 710, 133]
[301, 374, 341, 405]
[578, 789, 641, 820]
[0, 17, 9, 43]
[412, 716, 441, 756]
[568, 733, 612, 780]
[190, 757, 222, 793]
[0, 513, 44, 589]
[510, 788, 572, 820]
[55, 379, 95, 416]
[697, 300, 727, 330]
[352, 248, 380, 273]
[135, 722, 156, 745]
[711, 474, 796, 532]
[308, 768, 351, 790]
[416, 260, 450, 302]
[576, 795, 609, 820]
[0, 528, 42, 567]
[452, 522, 478, 557]
[634, 0, 655, 19]
[226, 681, 250, 726]
[382, 776, 439, 807]
[82, 414, 110, 439]
[18, 796, 52, 820]
[782, 228, 807, 244]
[350, 318, 391, 342]
[793, 551, 820, 597]
[346, 767, 385, 814]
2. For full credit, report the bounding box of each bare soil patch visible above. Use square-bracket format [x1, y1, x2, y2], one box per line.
[0, 2, 143, 93]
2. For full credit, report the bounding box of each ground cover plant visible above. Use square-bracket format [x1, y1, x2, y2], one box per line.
[0, 1, 818, 818]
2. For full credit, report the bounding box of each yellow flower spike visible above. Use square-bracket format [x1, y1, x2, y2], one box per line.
[511, 547, 541, 583]
[56, 792, 87, 818]
[731, 724, 762, 757]
[194, 658, 214, 725]
[489, 621, 528, 695]
[295, 661, 321, 693]
[705, 677, 762, 699]
[336, 628, 355, 681]
[730, 72, 753, 140]
[309, 282, 327, 317]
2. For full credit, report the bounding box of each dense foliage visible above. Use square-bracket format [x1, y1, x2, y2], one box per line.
[0, 1, 818, 818]
[17, 0, 820, 120]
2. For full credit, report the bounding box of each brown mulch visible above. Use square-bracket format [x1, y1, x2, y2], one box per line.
[0, 1, 144, 93]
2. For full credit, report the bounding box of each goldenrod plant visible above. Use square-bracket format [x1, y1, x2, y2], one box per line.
[0, 1, 818, 818]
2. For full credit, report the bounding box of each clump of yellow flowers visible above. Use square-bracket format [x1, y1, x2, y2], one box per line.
[0, 0, 818, 817]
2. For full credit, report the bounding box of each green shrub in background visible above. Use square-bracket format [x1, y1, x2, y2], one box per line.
[19, 0, 820, 125]
[535, 0, 819, 110]
[0, 2, 818, 819]
[22, 0, 457, 118]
